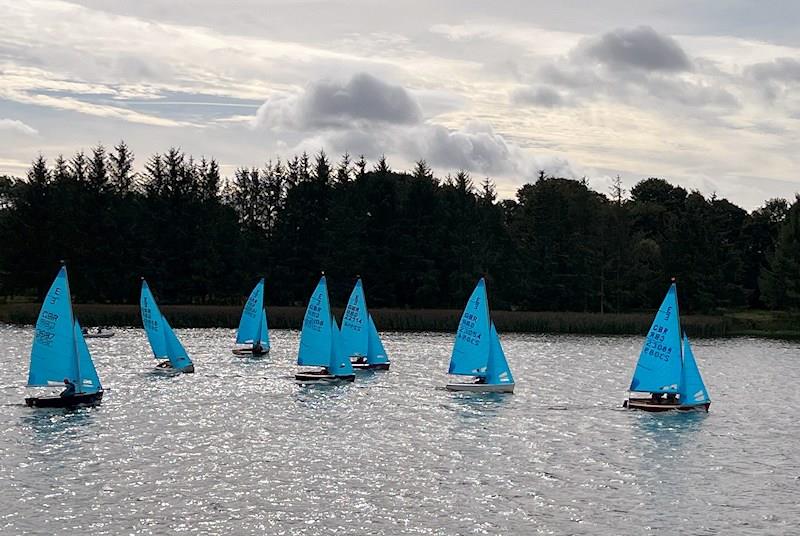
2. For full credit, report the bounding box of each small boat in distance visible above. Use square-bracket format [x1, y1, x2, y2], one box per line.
[25, 266, 104, 408]
[295, 275, 355, 383]
[140, 279, 195, 374]
[340, 278, 390, 370]
[232, 278, 270, 357]
[445, 278, 514, 393]
[82, 327, 115, 339]
[624, 281, 711, 412]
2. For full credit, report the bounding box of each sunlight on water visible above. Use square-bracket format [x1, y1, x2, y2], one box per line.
[1, 325, 799, 534]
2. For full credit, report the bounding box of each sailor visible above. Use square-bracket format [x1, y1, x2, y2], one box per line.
[253, 342, 263, 354]
[474, 377, 486, 384]
[156, 360, 171, 369]
[354, 355, 367, 364]
[650, 392, 663, 404]
[665, 393, 677, 404]
[60, 378, 76, 398]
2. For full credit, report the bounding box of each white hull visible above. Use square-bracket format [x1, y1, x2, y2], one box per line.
[84, 331, 115, 339]
[445, 382, 514, 393]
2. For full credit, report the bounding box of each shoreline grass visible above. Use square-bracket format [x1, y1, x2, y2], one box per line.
[2, 303, 797, 338]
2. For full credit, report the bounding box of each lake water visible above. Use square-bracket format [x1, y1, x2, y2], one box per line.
[0, 326, 798, 535]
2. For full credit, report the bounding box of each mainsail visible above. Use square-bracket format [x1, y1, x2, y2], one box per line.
[140, 280, 193, 370]
[340, 279, 369, 359]
[236, 278, 270, 349]
[448, 278, 491, 377]
[27, 266, 101, 393]
[629, 283, 683, 393]
[297, 276, 334, 368]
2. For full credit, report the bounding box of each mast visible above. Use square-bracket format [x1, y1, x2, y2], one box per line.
[64, 263, 83, 394]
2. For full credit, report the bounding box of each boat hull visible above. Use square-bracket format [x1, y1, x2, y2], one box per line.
[232, 347, 270, 358]
[295, 371, 355, 383]
[624, 398, 710, 412]
[445, 382, 515, 393]
[26, 390, 104, 408]
[352, 362, 390, 371]
[84, 332, 115, 339]
[155, 362, 194, 374]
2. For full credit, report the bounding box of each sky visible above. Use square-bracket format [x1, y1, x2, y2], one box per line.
[1, 0, 799, 209]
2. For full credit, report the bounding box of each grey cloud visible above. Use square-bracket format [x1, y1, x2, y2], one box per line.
[746, 58, 800, 83]
[255, 73, 422, 130]
[577, 26, 691, 72]
[510, 86, 568, 107]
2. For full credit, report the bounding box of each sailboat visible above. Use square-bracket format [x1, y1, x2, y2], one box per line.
[295, 275, 355, 383]
[232, 278, 270, 357]
[25, 265, 104, 408]
[140, 279, 195, 374]
[445, 278, 515, 393]
[624, 281, 711, 412]
[340, 278, 390, 370]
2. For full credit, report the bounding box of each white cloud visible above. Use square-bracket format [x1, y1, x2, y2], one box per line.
[0, 118, 38, 136]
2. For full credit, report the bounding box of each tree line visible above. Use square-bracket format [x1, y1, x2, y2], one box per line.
[1, 142, 798, 313]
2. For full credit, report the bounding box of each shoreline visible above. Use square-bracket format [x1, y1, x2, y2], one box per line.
[1, 303, 797, 339]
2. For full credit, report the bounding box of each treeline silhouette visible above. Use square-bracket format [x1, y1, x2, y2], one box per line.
[1, 142, 798, 313]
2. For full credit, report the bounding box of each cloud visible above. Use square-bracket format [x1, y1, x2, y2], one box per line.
[745, 57, 800, 102]
[254, 73, 422, 129]
[510, 86, 568, 107]
[0, 118, 38, 136]
[576, 26, 692, 72]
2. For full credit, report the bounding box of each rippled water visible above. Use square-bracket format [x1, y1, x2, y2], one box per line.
[1, 326, 799, 535]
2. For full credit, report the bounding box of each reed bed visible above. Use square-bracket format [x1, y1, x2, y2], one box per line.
[0, 303, 747, 337]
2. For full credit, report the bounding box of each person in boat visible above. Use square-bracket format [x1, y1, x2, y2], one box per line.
[252, 342, 264, 354]
[353, 355, 367, 364]
[650, 392, 663, 404]
[474, 377, 486, 384]
[665, 393, 677, 404]
[156, 360, 172, 369]
[60, 378, 76, 398]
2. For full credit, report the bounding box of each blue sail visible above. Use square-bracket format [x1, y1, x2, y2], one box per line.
[340, 279, 369, 358]
[163, 317, 193, 369]
[679, 335, 710, 406]
[485, 322, 514, 385]
[236, 278, 270, 347]
[28, 267, 79, 387]
[366, 315, 389, 365]
[297, 276, 333, 367]
[140, 280, 193, 369]
[629, 283, 683, 393]
[74, 320, 102, 393]
[449, 278, 491, 377]
[330, 317, 355, 376]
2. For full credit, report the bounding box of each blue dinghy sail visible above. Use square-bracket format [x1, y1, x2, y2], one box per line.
[340, 278, 390, 370]
[140, 280, 195, 373]
[446, 278, 514, 393]
[295, 276, 355, 382]
[625, 282, 710, 412]
[233, 278, 270, 356]
[25, 265, 104, 408]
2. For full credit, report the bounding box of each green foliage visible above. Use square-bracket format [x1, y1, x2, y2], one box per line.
[0, 144, 796, 317]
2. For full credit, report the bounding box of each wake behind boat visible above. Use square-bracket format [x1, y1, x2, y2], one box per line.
[445, 278, 514, 393]
[624, 281, 711, 412]
[295, 275, 355, 383]
[140, 279, 195, 374]
[25, 265, 104, 408]
[232, 278, 270, 357]
[340, 278, 390, 370]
